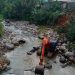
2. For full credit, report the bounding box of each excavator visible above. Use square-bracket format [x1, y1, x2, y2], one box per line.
[35, 36, 52, 75]
[26, 35, 52, 75]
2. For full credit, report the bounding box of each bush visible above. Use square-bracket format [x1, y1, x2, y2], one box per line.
[0, 14, 3, 22]
[70, 43, 75, 51]
[66, 21, 75, 41]
[0, 14, 4, 36]
[0, 22, 4, 36]
[56, 26, 67, 34]
[31, 8, 62, 25]
[31, 9, 48, 25]
[31, 1, 62, 25]
[0, 0, 63, 25]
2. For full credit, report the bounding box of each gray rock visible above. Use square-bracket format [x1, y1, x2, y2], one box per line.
[59, 56, 67, 63]
[5, 43, 14, 50]
[12, 36, 26, 46]
[44, 64, 52, 69]
[65, 52, 74, 57]
[38, 34, 44, 39]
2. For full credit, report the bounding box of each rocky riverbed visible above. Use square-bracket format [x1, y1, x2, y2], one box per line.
[0, 20, 75, 75]
[0, 20, 38, 54]
[0, 20, 38, 72]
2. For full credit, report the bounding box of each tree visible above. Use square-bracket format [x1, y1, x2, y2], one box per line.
[0, 0, 5, 13]
[3, 0, 38, 20]
[31, 0, 62, 25]
[0, 0, 62, 25]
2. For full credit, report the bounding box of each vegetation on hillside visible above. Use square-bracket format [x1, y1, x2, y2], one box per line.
[67, 21, 75, 41]
[0, 0, 75, 43]
[0, 0, 62, 24]
[0, 14, 4, 36]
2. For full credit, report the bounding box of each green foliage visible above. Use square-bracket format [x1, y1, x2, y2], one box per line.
[3, 2, 13, 19]
[0, 14, 4, 22]
[2, 0, 36, 20]
[31, 8, 48, 24]
[56, 26, 67, 34]
[47, 11, 62, 25]
[56, 21, 75, 42]
[0, 0, 62, 25]
[31, 1, 62, 25]
[0, 22, 4, 36]
[67, 21, 75, 41]
[0, 0, 5, 13]
[0, 14, 4, 36]
[51, 1, 61, 12]
[70, 43, 75, 51]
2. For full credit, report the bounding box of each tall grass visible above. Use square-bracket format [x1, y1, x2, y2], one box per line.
[0, 14, 4, 36]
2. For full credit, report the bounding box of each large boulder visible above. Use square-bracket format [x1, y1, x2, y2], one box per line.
[12, 39, 19, 46]
[44, 64, 52, 69]
[38, 34, 44, 39]
[12, 36, 26, 46]
[65, 52, 74, 58]
[68, 56, 75, 64]
[27, 47, 40, 55]
[5, 43, 14, 50]
[59, 56, 67, 63]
